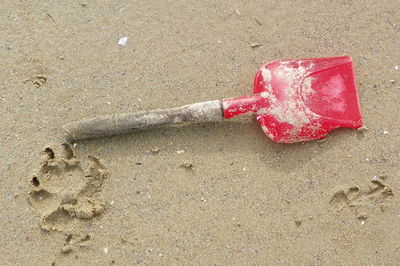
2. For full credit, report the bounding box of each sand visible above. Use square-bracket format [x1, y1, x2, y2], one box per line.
[1, 0, 399, 265]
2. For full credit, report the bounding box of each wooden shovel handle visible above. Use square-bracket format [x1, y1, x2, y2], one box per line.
[63, 100, 223, 140]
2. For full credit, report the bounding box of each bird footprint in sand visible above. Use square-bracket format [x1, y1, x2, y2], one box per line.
[28, 143, 109, 252]
[329, 177, 394, 219]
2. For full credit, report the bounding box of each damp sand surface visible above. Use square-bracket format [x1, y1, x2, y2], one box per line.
[1, 1, 400, 265]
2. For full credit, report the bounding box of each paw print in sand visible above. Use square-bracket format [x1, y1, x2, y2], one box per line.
[28, 143, 109, 252]
[329, 177, 394, 220]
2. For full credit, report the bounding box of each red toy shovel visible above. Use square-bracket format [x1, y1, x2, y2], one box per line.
[64, 56, 363, 143]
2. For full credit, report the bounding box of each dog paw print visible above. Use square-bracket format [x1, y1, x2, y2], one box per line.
[28, 143, 109, 252]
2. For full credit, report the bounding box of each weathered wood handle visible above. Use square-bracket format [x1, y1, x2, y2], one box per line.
[63, 100, 223, 140]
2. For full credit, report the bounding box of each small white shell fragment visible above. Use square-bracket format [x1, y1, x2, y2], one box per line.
[103, 247, 109, 254]
[383, 130, 389, 135]
[361, 220, 365, 225]
[176, 150, 184, 154]
[395, 65, 399, 70]
[250, 42, 262, 48]
[357, 125, 368, 132]
[118, 36, 128, 46]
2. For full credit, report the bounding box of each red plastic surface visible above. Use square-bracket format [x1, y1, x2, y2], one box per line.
[222, 57, 363, 143]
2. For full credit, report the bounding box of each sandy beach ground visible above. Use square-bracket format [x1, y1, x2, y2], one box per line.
[1, 0, 399, 265]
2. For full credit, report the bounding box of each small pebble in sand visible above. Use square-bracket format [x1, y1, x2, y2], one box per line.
[383, 130, 389, 135]
[181, 161, 194, 169]
[255, 17, 262, 25]
[176, 150, 184, 154]
[235, 9, 241, 16]
[357, 125, 368, 132]
[118, 37, 128, 46]
[250, 42, 262, 48]
[61, 246, 73, 253]
[103, 247, 109, 254]
[151, 146, 160, 154]
[395, 66, 399, 70]
[389, 80, 396, 84]
[358, 213, 368, 221]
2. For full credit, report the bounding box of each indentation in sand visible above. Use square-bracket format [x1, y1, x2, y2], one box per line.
[28, 143, 109, 253]
[329, 177, 394, 220]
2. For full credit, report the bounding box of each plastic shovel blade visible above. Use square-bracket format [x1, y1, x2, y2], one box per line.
[253, 56, 363, 143]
